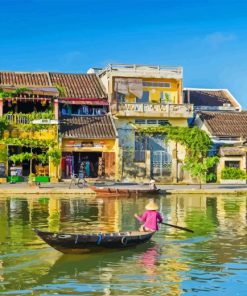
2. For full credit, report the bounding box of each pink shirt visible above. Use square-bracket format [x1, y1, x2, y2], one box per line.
[136, 210, 163, 231]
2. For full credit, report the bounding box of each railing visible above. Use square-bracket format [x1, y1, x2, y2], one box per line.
[4, 112, 55, 124]
[116, 103, 194, 117]
[100, 64, 182, 75]
[194, 106, 237, 111]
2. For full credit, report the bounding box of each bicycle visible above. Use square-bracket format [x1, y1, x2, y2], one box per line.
[69, 173, 88, 189]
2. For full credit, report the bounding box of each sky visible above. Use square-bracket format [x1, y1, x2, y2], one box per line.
[0, 0, 247, 109]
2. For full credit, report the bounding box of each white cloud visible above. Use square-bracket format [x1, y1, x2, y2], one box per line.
[203, 32, 236, 49]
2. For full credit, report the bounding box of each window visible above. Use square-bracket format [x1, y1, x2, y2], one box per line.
[158, 120, 171, 126]
[147, 120, 157, 125]
[134, 133, 147, 162]
[135, 119, 146, 124]
[136, 91, 149, 103]
[143, 81, 171, 88]
[225, 161, 240, 168]
[135, 119, 171, 126]
[116, 92, 126, 103]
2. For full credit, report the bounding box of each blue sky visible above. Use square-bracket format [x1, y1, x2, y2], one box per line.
[0, 0, 246, 108]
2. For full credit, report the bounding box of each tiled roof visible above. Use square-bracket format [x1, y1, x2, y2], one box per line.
[183, 89, 239, 108]
[0, 71, 107, 99]
[0, 72, 51, 86]
[219, 147, 245, 156]
[49, 73, 106, 98]
[198, 111, 247, 137]
[60, 115, 116, 139]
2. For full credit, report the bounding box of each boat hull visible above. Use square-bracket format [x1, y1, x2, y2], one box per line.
[34, 229, 155, 254]
[90, 186, 160, 196]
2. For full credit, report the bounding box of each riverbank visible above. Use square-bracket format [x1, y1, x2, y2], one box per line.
[0, 182, 247, 195]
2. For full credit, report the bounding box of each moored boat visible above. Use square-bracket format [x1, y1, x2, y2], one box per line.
[89, 185, 160, 196]
[34, 229, 155, 254]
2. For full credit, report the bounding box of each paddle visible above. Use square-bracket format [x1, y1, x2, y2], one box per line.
[161, 222, 194, 233]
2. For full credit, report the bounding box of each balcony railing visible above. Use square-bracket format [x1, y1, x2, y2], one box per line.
[4, 112, 55, 124]
[115, 103, 194, 118]
[99, 64, 183, 79]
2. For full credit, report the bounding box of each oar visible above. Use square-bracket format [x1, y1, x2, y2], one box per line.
[161, 222, 194, 233]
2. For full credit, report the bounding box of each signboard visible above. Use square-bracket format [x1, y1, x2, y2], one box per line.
[10, 166, 22, 176]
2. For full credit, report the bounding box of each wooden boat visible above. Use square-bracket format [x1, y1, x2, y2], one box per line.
[34, 229, 155, 254]
[89, 185, 160, 196]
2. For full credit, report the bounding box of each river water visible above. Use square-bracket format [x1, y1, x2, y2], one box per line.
[0, 193, 247, 295]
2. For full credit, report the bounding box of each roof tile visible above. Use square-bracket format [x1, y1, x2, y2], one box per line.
[0, 72, 50, 86]
[60, 115, 116, 139]
[49, 73, 106, 98]
[184, 89, 238, 108]
[198, 111, 247, 137]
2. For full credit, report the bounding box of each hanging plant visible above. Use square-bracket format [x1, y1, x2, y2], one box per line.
[36, 153, 48, 165]
[9, 152, 33, 164]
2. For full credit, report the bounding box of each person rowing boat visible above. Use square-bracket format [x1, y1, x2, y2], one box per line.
[134, 199, 163, 232]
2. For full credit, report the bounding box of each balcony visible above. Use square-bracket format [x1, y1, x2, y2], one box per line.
[114, 103, 194, 118]
[4, 112, 55, 124]
[98, 64, 183, 79]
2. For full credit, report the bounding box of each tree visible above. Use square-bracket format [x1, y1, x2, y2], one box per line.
[183, 156, 219, 188]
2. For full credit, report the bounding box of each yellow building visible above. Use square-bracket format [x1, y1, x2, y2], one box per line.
[194, 111, 247, 184]
[89, 64, 193, 182]
[0, 72, 59, 182]
[48, 72, 118, 180]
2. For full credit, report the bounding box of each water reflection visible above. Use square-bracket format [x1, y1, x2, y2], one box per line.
[0, 194, 247, 295]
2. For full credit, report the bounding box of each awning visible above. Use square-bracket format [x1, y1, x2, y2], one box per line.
[60, 98, 109, 106]
[1, 86, 59, 96]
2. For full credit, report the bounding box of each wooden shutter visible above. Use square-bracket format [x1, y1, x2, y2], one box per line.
[102, 152, 115, 179]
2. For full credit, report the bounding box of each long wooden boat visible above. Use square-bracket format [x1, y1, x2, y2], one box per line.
[34, 229, 155, 254]
[89, 185, 160, 196]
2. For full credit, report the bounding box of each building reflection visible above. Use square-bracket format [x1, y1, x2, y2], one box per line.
[0, 193, 247, 294]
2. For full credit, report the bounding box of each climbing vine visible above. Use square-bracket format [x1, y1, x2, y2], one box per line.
[139, 125, 219, 183]
[0, 137, 54, 148]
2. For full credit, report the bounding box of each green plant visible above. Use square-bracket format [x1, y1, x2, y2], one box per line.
[221, 167, 247, 180]
[28, 173, 36, 182]
[139, 126, 218, 184]
[0, 146, 7, 162]
[0, 87, 30, 98]
[53, 84, 67, 97]
[0, 137, 54, 148]
[183, 156, 219, 188]
[9, 152, 33, 164]
[36, 153, 48, 165]
[47, 148, 61, 166]
[0, 117, 8, 136]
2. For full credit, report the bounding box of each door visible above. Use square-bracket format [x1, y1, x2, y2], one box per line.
[102, 152, 115, 179]
[151, 149, 172, 177]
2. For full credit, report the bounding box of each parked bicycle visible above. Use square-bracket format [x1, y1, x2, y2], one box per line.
[69, 173, 88, 189]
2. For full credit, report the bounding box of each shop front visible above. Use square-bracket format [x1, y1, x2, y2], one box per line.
[61, 139, 116, 180]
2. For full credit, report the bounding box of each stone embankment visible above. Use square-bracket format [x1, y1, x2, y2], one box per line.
[0, 183, 247, 195]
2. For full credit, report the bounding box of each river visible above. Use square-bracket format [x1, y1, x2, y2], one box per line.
[0, 193, 247, 295]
